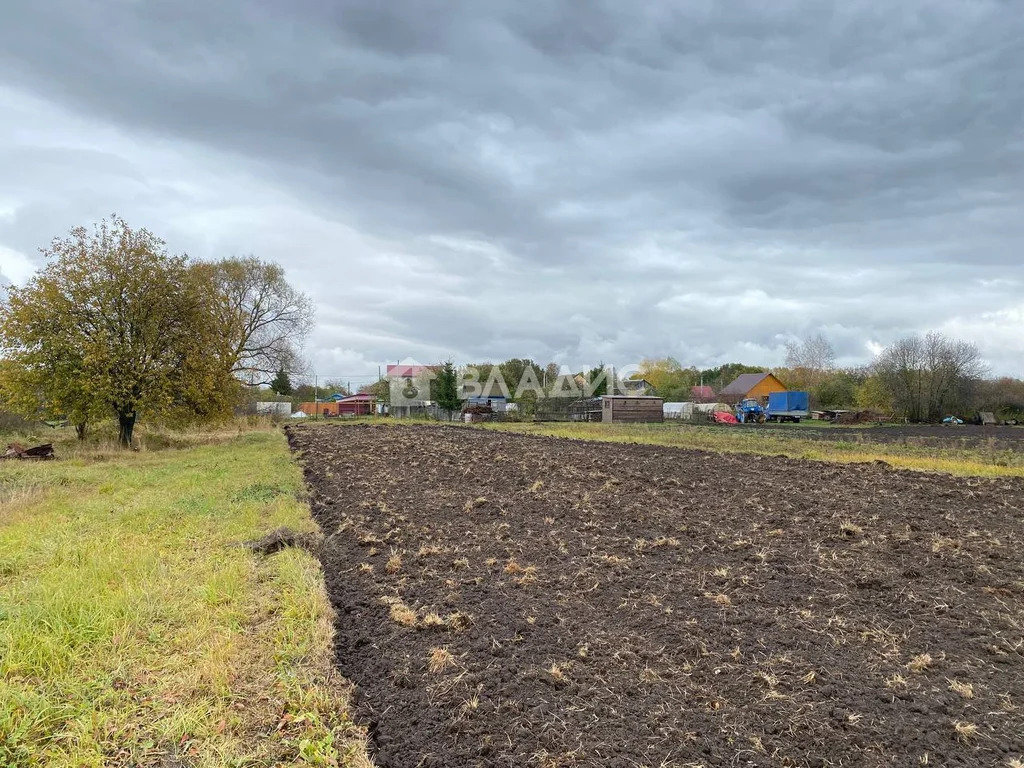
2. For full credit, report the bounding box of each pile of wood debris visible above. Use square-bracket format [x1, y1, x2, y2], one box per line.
[2, 442, 55, 460]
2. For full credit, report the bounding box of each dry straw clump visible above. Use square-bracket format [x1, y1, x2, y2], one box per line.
[444, 611, 472, 632]
[953, 720, 979, 743]
[885, 673, 908, 689]
[385, 550, 402, 574]
[427, 646, 456, 674]
[420, 612, 445, 628]
[839, 520, 863, 537]
[704, 592, 732, 607]
[948, 679, 974, 699]
[382, 597, 417, 627]
[907, 653, 933, 673]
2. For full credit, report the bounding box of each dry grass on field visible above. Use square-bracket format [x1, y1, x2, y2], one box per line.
[479, 420, 1024, 478]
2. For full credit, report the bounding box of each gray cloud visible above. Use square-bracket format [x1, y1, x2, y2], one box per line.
[1, 0, 1023, 379]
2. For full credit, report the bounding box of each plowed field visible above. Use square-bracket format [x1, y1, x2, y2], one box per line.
[288, 424, 1024, 768]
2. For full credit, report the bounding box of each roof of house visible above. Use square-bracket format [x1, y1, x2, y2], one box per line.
[340, 393, 374, 401]
[691, 385, 715, 399]
[386, 364, 437, 378]
[719, 372, 773, 396]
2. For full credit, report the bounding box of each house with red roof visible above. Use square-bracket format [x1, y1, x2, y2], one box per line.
[385, 364, 439, 378]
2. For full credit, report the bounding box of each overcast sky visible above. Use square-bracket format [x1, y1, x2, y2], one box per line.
[2, 1, 1022, 383]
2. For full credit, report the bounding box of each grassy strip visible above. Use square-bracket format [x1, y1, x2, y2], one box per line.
[478, 421, 1024, 478]
[0, 429, 370, 767]
[1, 418, 288, 459]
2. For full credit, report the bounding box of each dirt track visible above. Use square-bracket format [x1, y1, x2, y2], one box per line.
[289, 424, 1024, 768]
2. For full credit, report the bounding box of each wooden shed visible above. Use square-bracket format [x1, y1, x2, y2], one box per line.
[601, 395, 664, 423]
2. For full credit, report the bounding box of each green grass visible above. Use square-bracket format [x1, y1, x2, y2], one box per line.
[0, 417, 290, 459]
[476, 421, 1024, 478]
[0, 427, 370, 767]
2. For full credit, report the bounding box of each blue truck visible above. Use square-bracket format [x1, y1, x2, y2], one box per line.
[765, 391, 810, 423]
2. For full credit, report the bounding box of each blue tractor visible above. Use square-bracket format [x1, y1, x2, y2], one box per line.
[735, 398, 766, 424]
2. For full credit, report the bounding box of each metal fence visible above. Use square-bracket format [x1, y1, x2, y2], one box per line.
[389, 404, 461, 421]
[255, 401, 292, 417]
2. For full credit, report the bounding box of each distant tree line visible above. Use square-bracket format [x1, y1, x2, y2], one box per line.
[636, 332, 1007, 422]
[387, 333, 1012, 423]
[0, 216, 312, 446]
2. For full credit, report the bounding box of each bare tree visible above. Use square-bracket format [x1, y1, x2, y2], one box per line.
[926, 332, 988, 418]
[785, 333, 836, 372]
[874, 331, 987, 421]
[876, 336, 926, 421]
[784, 333, 836, 390]
[195, 257, 314, 386]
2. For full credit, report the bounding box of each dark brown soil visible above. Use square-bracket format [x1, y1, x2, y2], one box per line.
[288, 424, 1024, 768]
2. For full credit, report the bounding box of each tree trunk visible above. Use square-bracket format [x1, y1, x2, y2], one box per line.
[117, 411, 136, 448]
[75, 422, 88, 441]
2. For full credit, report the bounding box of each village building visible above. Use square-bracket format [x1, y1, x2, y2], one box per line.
[718, 373, 787, 405]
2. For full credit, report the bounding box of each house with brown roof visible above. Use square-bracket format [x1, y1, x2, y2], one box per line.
[718, 372, 787, 405]
[690, 385, 716, 402]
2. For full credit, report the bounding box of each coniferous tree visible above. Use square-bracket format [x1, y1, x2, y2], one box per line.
[270, 367, 293, 396]
[434, 360, 461, 414]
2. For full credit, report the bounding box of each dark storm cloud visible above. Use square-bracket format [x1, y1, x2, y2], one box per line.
[1, 0, 1023, 374]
